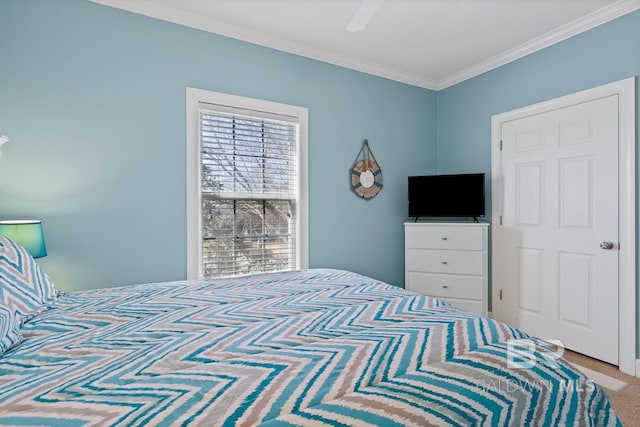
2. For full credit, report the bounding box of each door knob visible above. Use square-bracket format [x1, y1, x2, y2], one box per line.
[600, 241, 614, 250]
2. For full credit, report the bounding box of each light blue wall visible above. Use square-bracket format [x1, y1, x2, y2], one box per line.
[2, 0, 639, 355]
[436, 10, 640, 353]
[0, 0, 437, 290]
[437, 10, 640, 215]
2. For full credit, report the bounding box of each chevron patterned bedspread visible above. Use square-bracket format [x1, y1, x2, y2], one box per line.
[0, 269, 619, 426]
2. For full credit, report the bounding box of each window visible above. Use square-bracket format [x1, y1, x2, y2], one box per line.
[187, 88, 308, 279]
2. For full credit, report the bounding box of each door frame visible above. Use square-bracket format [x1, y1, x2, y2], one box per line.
[490, 77, 636, 376]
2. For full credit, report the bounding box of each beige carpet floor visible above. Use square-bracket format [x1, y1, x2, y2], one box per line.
[563, 350, 640, 427]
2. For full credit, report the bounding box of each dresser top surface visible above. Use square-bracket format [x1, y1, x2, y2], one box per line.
[404, 221, 489, 227]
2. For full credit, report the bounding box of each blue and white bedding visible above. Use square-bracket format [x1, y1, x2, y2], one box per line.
[0, 269, 619, 426]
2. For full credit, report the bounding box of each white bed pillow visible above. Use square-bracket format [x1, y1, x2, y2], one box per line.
[0, 302, 22, 354]
[0, 235, 58, 322]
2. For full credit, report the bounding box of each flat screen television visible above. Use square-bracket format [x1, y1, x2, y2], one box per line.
[408, 173, 485, 218]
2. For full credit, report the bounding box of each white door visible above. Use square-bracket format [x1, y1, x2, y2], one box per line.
[499, 95, 619, 364]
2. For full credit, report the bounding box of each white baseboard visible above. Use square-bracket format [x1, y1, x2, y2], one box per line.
[570, 363, 628, 398]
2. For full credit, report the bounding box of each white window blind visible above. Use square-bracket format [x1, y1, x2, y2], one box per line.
[199, 103, 299, 278]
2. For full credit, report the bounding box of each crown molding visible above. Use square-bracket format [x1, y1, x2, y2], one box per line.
[89, 0, 439, 90]
[90, 0, 639, 92]
[437, 0, 640, 90]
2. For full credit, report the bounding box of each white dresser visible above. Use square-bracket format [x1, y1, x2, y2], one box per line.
[404, 222, 489, 316]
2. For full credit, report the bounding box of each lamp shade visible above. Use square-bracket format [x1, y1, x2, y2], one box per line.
[0, 220, 47, 258]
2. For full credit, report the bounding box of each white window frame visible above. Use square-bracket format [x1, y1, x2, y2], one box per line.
[186, 87, 309, 279]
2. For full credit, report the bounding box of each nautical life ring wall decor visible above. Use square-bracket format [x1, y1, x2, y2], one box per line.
[350, 139, 383, 200]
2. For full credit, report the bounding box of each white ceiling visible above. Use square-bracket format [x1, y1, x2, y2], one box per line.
[91, 0, 640, 90]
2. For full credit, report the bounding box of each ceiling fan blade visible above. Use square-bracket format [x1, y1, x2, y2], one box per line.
[346, 0, 384, 33]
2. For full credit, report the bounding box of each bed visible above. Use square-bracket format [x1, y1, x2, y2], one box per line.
[0, 238, 620, 426]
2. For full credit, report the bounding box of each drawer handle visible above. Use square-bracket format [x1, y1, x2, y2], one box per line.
[441, 237, 448, 241]
[442, 285, 448, 289]
[441, 261, 448, 265]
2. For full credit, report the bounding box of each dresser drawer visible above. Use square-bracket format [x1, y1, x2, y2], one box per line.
[404, 222, 489, 316]
[407, 272, 483, 300]
[405, 225, 484, 250]
[406, 249, 485, 275]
